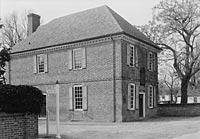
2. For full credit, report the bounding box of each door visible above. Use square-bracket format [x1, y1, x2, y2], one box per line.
[139, 93, 145, 117]
[39, 94, 46, 118]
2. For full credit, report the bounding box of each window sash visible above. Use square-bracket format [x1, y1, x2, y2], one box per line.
[73, 85, 83, 110]
[73, 48, 82, 69]
[148, 85, 154, 108]
[37, 55, 45, 73]
[128, 83, 135, 110]
[148, 52, 154, 71]
[130, 45, 134, 66]
[127, 44, 138, 67]
[129, 45, 135, 67]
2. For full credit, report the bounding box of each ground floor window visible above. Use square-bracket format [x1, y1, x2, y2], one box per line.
[69, 84, 88, 111]
[128, 83, 136, 110]
[74, 85, 83, 110]
[148, 85, 154, 108]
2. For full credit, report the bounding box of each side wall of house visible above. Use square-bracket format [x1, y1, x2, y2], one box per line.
[8, 39, 123, 122]
[121, 39, 158, 122]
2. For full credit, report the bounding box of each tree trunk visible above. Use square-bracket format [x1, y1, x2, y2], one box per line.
[180, 77, 190, 104]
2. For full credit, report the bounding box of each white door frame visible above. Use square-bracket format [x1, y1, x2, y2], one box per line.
[139, 92, 145, 118]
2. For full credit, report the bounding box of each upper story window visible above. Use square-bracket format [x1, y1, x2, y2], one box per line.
[127, 44, 138, 67]
[38, 55, 45, 73]
[147, 52, 156, 71]
[68, 48, 86, 70]
[34, 54, 48, 74]
[73, 48, 82, 69]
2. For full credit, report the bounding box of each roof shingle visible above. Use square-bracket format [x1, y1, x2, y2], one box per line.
[12, 5, 158, 53]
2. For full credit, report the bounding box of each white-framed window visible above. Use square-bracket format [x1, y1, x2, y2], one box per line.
[148, 85, 154, 108]
[34, 54, 48, 74]
[38, 55, 45, 73]
[128, 83, 135, 110]
[127, 44, 138, 67]
[74, 85, 83, 110]
[69, 85, 88, 111]
[147, 52, 153, 71]
[68, 48, 86, 70]
[73, 48, 82, 69]
[130, 45, 134, 67]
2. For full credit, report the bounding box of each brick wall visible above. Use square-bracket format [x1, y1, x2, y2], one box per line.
[9, 41, 115, 86]
[8, 36, 159, 122]
[121, 39, 158, 121]
[0, 113, 38, 139]
[158, 104, 200, 116]
[8, 39, 123, 122]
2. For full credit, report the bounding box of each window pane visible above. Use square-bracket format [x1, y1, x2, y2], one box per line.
[149, 86, 153, 108]
[130, 84, 135, 109]
[73, 49, 82, 69]
[130, 46, 134, 66]
[74, 86, 83, 110]
[38, 55, 45, 73]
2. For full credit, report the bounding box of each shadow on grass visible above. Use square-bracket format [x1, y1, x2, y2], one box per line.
[38, 134, 81, 139]
[138, 116, 200, 122]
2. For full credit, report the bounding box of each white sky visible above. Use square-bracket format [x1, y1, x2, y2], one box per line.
[0, 0, 161, 26]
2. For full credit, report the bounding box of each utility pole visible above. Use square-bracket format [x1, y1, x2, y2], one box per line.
[56, 80, 61, 138]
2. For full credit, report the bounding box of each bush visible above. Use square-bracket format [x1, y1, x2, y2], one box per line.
[0, 85, 43, 114]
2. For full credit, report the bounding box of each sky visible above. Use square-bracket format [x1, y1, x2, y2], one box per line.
[0, 0, 161, 26]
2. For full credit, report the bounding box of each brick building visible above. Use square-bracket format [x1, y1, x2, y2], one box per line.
[7, 6, 161, 122]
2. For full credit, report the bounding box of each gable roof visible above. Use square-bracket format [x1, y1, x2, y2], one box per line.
[12, 5, 159, 53]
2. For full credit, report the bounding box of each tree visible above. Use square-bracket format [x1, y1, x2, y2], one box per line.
[0, 10, 30, 48]
[0, 11, 30, 84]
[160, 66, 180, 103]
[138, 0, 200, 104]
[0, 47, 10, 84]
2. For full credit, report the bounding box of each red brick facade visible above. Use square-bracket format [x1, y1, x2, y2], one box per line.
[8, 35, 159, 122]
[8, 6, 160, 122]
[0, 113, 38, 139]
[158, 104, 200, 116]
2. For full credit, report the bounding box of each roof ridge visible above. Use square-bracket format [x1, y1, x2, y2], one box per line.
[104, 6, 123, 33]
[53, 5, 108, 21]
[106, 6, 158, 48]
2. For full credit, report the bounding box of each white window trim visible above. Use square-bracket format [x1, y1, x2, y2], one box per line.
[129, 45, 135, 67]
[70, 48, 86, 70]
[128, 83, 136, 110]
[148, 85, 154, 109]
[37, 54, 45, 74]
[73, 48, 83, 70]
[135, 46, 138, 67]
[148, 52, 154, 72]
[73, 84, 83, 111]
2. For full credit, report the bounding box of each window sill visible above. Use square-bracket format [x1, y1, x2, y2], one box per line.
[128, 108, 136, 111]
[35, 72, 47, 75]
[70, 68, 86, 71]
[38, 117, 47, 120]
[74, 109, 84, 111]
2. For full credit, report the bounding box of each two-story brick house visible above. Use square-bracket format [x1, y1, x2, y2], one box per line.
[7, 5, 161, 122]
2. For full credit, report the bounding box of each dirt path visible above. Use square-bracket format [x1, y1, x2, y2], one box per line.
[39, 117, 200, 139]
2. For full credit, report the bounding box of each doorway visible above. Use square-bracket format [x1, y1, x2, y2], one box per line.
[39, 93, 47, 118]
[139, 93, 145, 118]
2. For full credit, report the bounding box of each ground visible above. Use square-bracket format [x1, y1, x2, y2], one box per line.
[38, 116, 200, 139]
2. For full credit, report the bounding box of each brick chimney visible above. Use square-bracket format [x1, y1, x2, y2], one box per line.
[27, 13, 40, 36]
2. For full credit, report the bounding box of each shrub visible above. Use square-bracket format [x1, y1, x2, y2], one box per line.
[0, 85, 43, 114]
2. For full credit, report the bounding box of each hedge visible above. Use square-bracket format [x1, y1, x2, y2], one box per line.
[0, 85, 43, 114]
